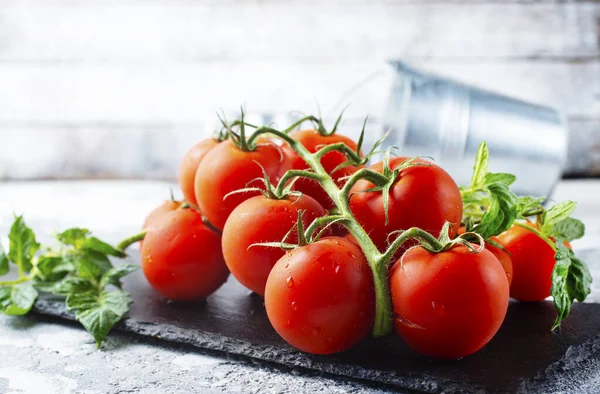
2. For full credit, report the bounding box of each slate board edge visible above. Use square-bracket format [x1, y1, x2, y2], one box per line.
[32, 298, 488, 394]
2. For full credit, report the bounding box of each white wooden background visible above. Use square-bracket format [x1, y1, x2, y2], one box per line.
[0, 0, 598, 180]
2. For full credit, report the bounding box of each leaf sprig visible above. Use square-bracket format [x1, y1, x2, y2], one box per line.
[460, 142, 592, 329]
[0, 215, 137, 347]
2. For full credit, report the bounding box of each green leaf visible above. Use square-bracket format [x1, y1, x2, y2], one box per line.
[541, 201, 577, 237]
[76, 251, 113, 280]
[470, 176, 518, 239]
[8, 216, 40, 273]
[66, 290, 132, 347]
[57, 228, 90, 247]
[0, 245, 9, 276]
[0, 283, 38, 316]
[551, 243, 592, 329]
[484, 173, 516, 186]
[36, 256, 74, 282]
[83, 237, 126, 258]
[100, 264, 138, 289]
[49, 276, 95, 296]
[552, 218, 585, 242]
[516, 196, 545, 219]
[470, 142, 489, 189]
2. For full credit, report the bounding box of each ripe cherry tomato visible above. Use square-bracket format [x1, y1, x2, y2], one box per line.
[194, 139, 291, 229]
[350, 157, 462, 254]
[178, 139, 220, 206]
[457, 227, 513, 286]
[486, 237, 513, 286]
[265, 237, 375, 354]
[141, 208, 229, 301]
[390, 245, 509, 359]
[283, 129, 363, 209]
[496, 224, 557, 302]
[142, 200, 182, 230]
[222, 194, 330, 296]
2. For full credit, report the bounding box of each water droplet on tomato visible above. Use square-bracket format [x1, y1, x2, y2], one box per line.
[311, 327, 320, 337]
[291, 301, 297, 311]
[333, 263, 340, 274]
[506, 272, 512, 281]
[286, 276, 294, 288]
[432, 301, 446, 316]
[284, 263, 289, 269]
[286, 319, 291, 326]
[347, 252, 355, 259]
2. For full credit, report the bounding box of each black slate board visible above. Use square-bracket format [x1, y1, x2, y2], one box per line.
[32, 252, 600, 393]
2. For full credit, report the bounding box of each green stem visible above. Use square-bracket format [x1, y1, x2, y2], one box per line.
[382, 227, 444, 262]
[0, 275, 33, 286]
[116, 231, 147, 252]
[250, 125, 394, 336]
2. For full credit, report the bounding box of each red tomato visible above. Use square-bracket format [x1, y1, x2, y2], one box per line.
[194, 139, 291, 229]
[265, 237, 375, 354]
[178, 139, 220, 206]
[222, 194, 330, 296]
[141, 208, 229, 301]
[349, 157, 462, 254]
[496, 224, 556, 302]
[487, 237, 513, 286]
[142, 200, 182, 230]
[457, 227, 513, 286]
[390, 245, 509, 359]
[283, 129, 363, 209]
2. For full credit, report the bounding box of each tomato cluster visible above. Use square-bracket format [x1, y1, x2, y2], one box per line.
[136, 113, 589, 361]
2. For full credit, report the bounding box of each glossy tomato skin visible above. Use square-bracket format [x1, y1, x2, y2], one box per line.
[194, 139, 291, 230]
[457, 228, 513, 286]
[265, 237, 375, 354]
[487, 237, 513, 286]
[141, 208, 229, 301]
[178, 139, 220, 206]
[142, 200, 182, 230]
[496, 224, 556, 302]
[222, 194, 330, 296]
[284, 129, 363, 209]
[350, 157, 462, 253]
[390, 245, 509, 359]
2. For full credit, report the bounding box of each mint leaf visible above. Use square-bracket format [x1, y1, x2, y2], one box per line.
[471, 142, 489, 189]
[484, 173, 516, 186]
[0, 283, 38, 316]
[470, 174, 518, 239]
[541, 201, 577, 238]
[45, 276, 95, 296]
[551, 242, 592, 329]
[516, 196, 545, 219]
[66, 290, 131, 348]
[76, 251, 113, 281]
[0, 245, 8, 276]
[552, 218, 585, 243]
[100, 264, 138, 289]
[8, 216, 40, 273]
[57, 228, 90, 247]
[83, 237, 126, 258]
[36, 256, 74, 282]
[461, 142, 518, 238]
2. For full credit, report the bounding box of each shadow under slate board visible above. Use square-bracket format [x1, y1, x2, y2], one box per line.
[31, 251, 600, 394]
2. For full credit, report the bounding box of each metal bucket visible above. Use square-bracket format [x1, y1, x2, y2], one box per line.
[381, 62, 567, 198]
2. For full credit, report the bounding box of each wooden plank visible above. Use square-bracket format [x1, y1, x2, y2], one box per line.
[0, 2, 598, 61]
[0, 61, 596, 123]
